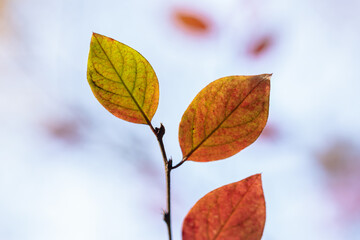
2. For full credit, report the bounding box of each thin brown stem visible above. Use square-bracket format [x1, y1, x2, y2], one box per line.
[165, 159, 172, 240]
[151, 123, 172, 240]
[171, 156, 187, 170]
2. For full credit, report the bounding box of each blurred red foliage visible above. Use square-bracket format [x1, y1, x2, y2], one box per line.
[41, 107, 90, 146]
[258, 123, 280, 142]
[172, 7, 211, 36]
[247, 34, 274, 58]
[43, 117, 84, 145]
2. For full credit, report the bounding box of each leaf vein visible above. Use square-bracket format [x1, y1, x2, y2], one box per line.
[89, 79, 137, 110]
[92, 89, 138, 111]
[92, 63, 122, 84]
[141, 60, 148, 107]
[89, 72, 132, 99]
[203, 81, 226, 141]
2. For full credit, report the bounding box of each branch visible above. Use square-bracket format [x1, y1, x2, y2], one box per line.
[153, 123, 172, 240]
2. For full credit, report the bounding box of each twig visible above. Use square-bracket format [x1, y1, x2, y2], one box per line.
[171, 157, 187, 170]
[152, 123, 172, 240]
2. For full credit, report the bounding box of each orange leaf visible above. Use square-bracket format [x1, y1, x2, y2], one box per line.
[173, 8, 210, 35]
[179, 74, 271, 162]
[182, 174, 266, 240]
[87, 33, 159, 125]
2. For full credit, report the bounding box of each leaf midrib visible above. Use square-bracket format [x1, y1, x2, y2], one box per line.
[212, 179, 257, 240]
[93, 34, 152, 126]
[185, 79, 266, 160]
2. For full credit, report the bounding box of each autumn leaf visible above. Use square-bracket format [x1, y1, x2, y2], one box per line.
[247, 34, 274, 58]
[87, 33, 159, 125]
[182, 174, 266, 240]
[173, 8, 211, 35]
[179, 74, 271, 162]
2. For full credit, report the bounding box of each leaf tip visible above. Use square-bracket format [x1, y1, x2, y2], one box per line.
[90, 32, 100, 43]
[254, 173, 262, 180]
[92, 32, 101, 38]
[262, 73, 272, 81]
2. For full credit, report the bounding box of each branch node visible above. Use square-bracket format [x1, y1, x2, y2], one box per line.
[163, 211, 170, 223]
[168, 158, 173, 169]
[155, 123, 165, 140]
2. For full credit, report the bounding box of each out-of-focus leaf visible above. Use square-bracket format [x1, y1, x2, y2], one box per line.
[179, 74, 271, 162]
[258, 123, 280, 142]
[317, 141, 359, 176]
[43, 117, 83, 145]
[316, 140, 360, 220]
[173, 8, 211, 35]
[247, 34, 274, 58]
[182, 174, 266, 240]
[87, 33, 159, 125]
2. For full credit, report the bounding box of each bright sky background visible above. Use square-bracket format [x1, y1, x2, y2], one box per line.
[1, 0, 360, 239]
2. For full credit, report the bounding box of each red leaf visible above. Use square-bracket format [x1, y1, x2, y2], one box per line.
[247, 34, 274, 58]
[183, 174, 266, 240]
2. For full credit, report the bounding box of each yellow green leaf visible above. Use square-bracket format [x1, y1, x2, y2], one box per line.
[178, 74, 271, 162]
[87, 33, 159, 125]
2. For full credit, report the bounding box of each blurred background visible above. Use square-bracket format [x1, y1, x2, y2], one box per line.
[1, 0, 360, 239]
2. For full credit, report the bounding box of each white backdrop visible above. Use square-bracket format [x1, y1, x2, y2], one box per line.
[1, 0, 360, 239]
